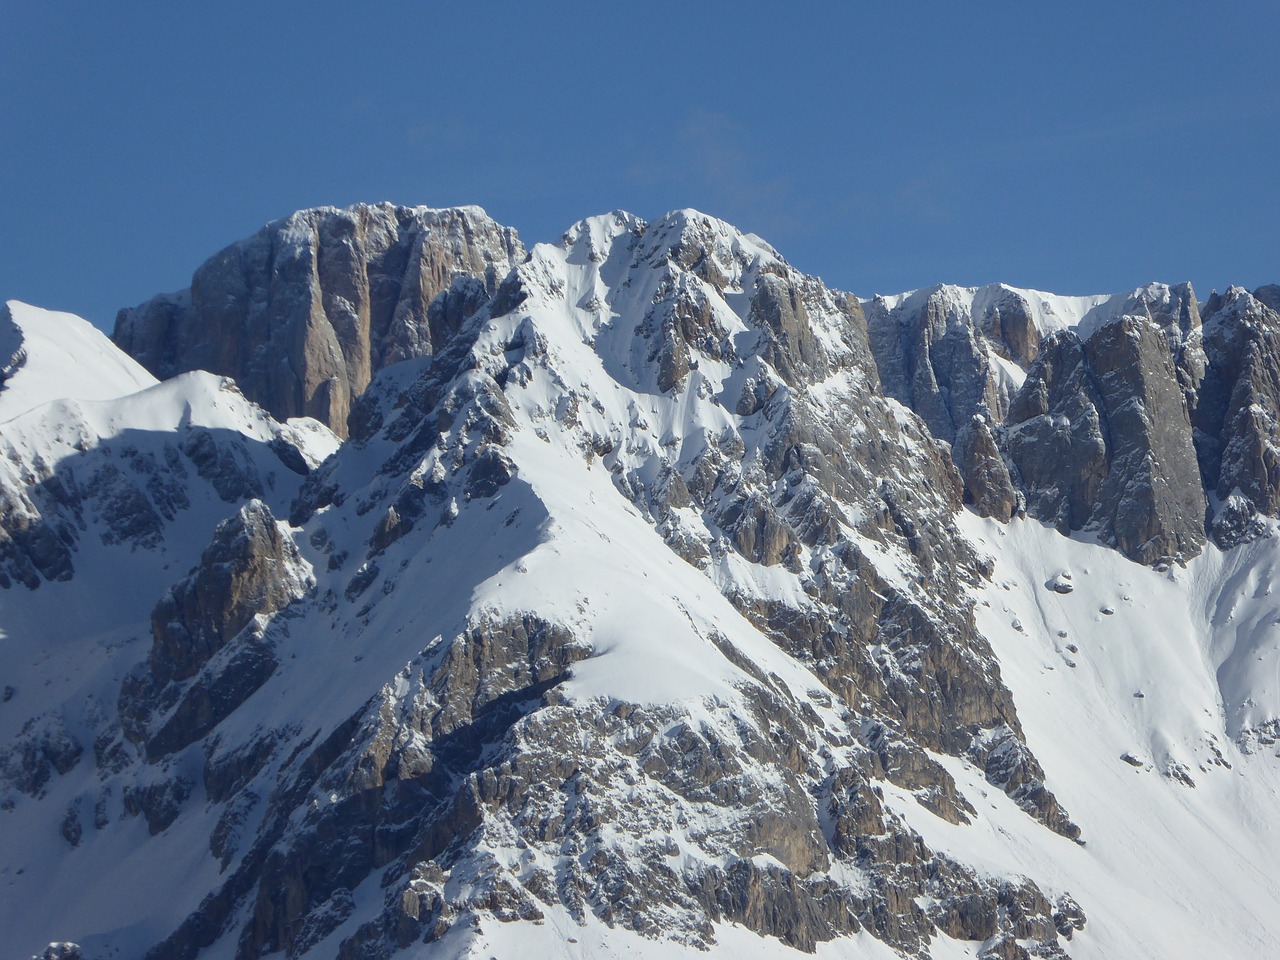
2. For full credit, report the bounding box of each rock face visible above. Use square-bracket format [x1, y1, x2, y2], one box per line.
[1198, 288, 1280, 521]
[1081, 316, 1206, 563]
[1003, 331, 1108, 535]
[955, 415, 1019, 521]
[871, 282, 1214, 564]
[115, 498, 315, 762]
[148, 499, 309, 685]
[865, 286, 1009, 444]
[1005, 317, 1206, 563]
[114, 204, 525, 435]
[973, 285, 1043, 368]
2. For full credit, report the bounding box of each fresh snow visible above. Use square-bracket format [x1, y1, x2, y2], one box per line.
[1, 300, 158, 422]
[951, 513, 1280, 960]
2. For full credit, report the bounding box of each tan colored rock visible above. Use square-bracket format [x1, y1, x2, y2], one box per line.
[114, 203, 524, 435]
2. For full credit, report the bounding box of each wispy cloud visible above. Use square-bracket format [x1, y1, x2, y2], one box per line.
[623, 108, 813, 240]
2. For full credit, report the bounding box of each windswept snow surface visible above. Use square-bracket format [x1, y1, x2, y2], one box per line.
[954, 513, 1280, 960]
[1, 300, 158, 421]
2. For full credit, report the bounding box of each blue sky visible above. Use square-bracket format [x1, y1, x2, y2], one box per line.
[3, 1, 1278, 330]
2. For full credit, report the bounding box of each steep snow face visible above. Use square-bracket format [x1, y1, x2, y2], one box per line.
[422, 207, 967, 706]
[2, 386, 330, 597]
[1, 300, 158, 422]
[956, 513, 1280, 960]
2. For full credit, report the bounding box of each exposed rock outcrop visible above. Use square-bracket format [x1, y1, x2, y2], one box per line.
[118, 500, 313, 760]
[111, 210, 1087, 960]
[955, 415, 1019, 521]
[868, 281, 1220, 563]
[973, 285, 1043, 368]
[1081, 315, 1206, 563]
[1004, 331, 1110, 536]
[148, 499, 309, 684]
[115, 204, 525, 435]
[1198, 288, 1280, 517]
[1003, 316, 1206, 564]
[865, 287, 1007, 444]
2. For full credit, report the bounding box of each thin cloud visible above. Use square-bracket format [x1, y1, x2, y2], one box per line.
[624, 107, 812, 239]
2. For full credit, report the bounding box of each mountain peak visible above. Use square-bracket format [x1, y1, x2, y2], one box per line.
[113, 204, 525, 436]
[1, 300, 158, 423]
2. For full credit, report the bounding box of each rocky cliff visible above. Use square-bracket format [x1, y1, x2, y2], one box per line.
[864, 280, 1280, 564]
[114, 204, 525, 435]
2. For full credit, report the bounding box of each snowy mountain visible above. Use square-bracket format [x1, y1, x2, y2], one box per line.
[5, 207, 1280, 960]
[1, 301, 158, 421]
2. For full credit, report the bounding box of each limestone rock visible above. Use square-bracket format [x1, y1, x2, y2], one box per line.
[8, 211, 1110, 960]
[1118, 282, 1206, 409]
[1005, 317, 1207, 564]
[1198, 288, 1280, 514]
[117, 500, 312, 760]
[865, 287, 1007, 444]
[955, 415, 1018, 521]
[1004, 331, 1110, 534]
[114, 203, 525, 435]
[148, 500, 310, 686]
[1082, 315, 1206, 563]
[973, 285, 1042, 368]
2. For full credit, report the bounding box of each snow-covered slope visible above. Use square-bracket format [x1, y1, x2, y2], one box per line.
[0, 312, 339, 960]
[1, 300, 159, 422]
[5, 207, 1280, 960]
[953, 514, 1280, 959]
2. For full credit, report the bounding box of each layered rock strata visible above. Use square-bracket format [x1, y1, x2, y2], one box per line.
[864, 281, 1280, 563]
[115, 204, 525, 434]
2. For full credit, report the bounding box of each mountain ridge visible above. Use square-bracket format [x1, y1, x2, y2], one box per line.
[4, 203, 1280, 960]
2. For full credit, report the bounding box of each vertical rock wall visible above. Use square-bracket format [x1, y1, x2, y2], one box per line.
[114, 204, 524, 435]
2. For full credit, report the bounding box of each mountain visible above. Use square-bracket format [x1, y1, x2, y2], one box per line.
[5, 206, 1280, 960]
[113, 204, 524, 437]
